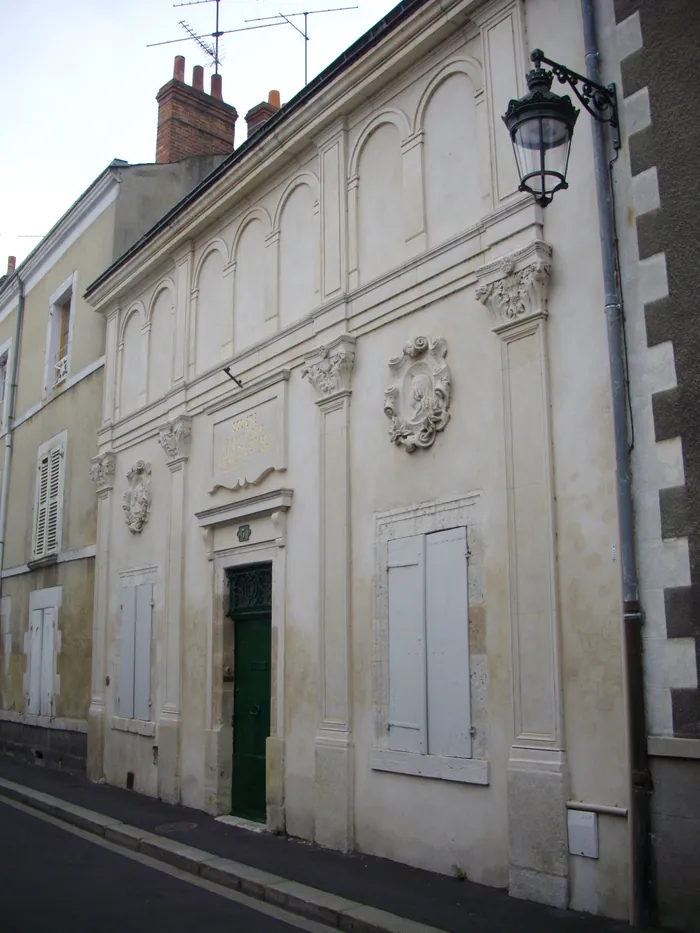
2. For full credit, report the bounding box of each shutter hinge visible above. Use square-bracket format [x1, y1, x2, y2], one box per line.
[465, 547, 472, 560]
[469, 726, 477, 738]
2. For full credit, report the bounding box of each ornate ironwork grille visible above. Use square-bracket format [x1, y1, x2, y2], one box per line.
[227, 565, 272, 618]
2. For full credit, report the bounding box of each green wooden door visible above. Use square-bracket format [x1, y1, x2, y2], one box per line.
[228, 565, 272, 822]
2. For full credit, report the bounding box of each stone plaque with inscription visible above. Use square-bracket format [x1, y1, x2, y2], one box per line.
[210, 379, 287, 492]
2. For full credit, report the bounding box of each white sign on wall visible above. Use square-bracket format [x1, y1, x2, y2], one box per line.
[209, 372, 288, 492]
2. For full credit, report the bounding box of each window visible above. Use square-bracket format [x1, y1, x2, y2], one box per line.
[45, 272, 76, 394]
[118, 583, 153, 720]
[32, 433, 66, 560]
[0, 337, 11, 429]
[386, 527, 472, 759]
[25, 587, 61, 717]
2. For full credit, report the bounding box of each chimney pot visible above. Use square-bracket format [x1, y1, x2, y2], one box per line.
[156, 62, 238, 163]
[7, 256, 16, 276]
[268, 90, 281, 109]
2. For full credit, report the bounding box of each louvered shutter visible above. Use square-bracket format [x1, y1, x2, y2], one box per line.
[28, 609, 43, 714]
[426, 527, 471, 758]
[34, 457, 49, 557]
[118, 586, 136, 718]
[45, 447, 62, 553]
[133, 583, 153, 721]
[387, 535, 427, 753]
[40, 607, 56, 717]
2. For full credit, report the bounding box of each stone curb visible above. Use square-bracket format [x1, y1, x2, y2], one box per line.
[0, 778, 443, 933]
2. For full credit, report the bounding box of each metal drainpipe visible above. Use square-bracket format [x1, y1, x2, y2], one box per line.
[0, 275, 25, 622]
[579, 0, 652, 925]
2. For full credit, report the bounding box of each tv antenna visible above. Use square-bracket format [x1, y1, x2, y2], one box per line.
[147, 0, 292, 73]
[246, 8, 358, 86]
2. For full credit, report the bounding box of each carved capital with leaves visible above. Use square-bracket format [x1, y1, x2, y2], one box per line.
[89, 451, 116, 494]
[476, 240, 553, 330]
[158, 414, 193, 465]
[302, 334, 356, 401]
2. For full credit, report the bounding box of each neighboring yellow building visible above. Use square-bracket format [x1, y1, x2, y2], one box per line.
[0, 153, 226, 767]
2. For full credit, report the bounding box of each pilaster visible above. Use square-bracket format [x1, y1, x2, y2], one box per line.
[318, 121, 348, 300]
[156, 414, 192, 803]
[477, 241, 569, 908]
[87, 451, 116, 780]
[302, 334, 356, 851]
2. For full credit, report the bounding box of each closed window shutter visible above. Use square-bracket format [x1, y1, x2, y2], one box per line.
[40, 607, 56, 717]
[133, 583, 153, 721]
[426, 527, 471, 758]
[387, 535, 427, 753]
[46, 447, 62, 553]
[118, 586, 136, 718]
[28, 609, 43, 714]
[34, 457, 49, 557]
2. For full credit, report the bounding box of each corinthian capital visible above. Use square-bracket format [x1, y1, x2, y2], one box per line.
[89, 451, 116, 494]
[302, 334, 356, 401]
[158, 414, 193, 465]
[476, 241, 552, 329]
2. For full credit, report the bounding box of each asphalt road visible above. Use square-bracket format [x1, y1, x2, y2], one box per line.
[0, 800, 321, 933]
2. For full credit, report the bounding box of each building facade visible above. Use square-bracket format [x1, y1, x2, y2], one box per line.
[84, 0, 639, 920]
[0, 146, 230, 768]
[597, 1, 700, 929]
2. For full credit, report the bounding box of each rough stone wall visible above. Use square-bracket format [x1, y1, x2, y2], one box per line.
[610, 2, 700, 928]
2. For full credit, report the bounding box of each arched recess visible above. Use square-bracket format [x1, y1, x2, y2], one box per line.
[348, 109, 411, 179]
[229, 207, 272, 266]
[148, 285, 174, 402]
[272, 173, 319, 232]
[415, 59, 487, 244]
[356, 120, 404, 284]
[119, 302, 145, 418]
[277, 179, 319, 328]
[194, 241, 228, 373]
[233, 214, 268, 352]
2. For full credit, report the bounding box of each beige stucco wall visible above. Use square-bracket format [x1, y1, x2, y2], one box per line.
[1, 558, 94, 718]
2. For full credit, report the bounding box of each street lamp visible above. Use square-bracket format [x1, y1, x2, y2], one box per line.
[503, 48, 620, 206]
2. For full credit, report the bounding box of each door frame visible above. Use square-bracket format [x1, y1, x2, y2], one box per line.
[208, 538, 286, 829]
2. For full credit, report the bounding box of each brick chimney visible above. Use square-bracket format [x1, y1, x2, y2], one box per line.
[155, 57, 238, 163]
[6, 256, 16, 276]
[245, 90, 281, 138]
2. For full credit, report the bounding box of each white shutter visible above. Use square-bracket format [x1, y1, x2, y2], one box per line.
[426, 527, 471, 758]
[387, 535, 427, 753]
[40, 607, 56, 717]
[118, 586, 136, 718]
[28, 609, 43, 714]
[133, 583, 152, 721]
[45, 447, 62, 554]
[34, 457, 49, 557]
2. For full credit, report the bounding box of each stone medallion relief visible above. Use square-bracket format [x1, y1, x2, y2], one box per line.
[384, 336, 452, 453]
[123, 461, 152, 533]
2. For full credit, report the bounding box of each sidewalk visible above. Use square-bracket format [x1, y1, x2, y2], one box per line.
[0, 756, 642, 933]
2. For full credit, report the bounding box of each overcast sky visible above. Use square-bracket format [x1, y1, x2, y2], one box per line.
[0, 0, 398, 267]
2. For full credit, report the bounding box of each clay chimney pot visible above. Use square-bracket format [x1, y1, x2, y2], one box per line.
[192, 65, 204, 91]
[268, 90, 281, 109]
[174, 55, 186, 82]
[211, 73, 223, 100]
[7, 256, 16, 276]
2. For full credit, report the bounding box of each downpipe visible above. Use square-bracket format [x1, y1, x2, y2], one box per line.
[579, 0, 652, 925]
[0, 275, 24, 629]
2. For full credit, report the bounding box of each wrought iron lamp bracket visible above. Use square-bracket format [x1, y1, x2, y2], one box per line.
[530, 48, 621, 150]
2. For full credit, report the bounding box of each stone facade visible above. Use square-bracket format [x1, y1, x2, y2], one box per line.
[598, 1, 700, 928]
[84, 0, 637, 921]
